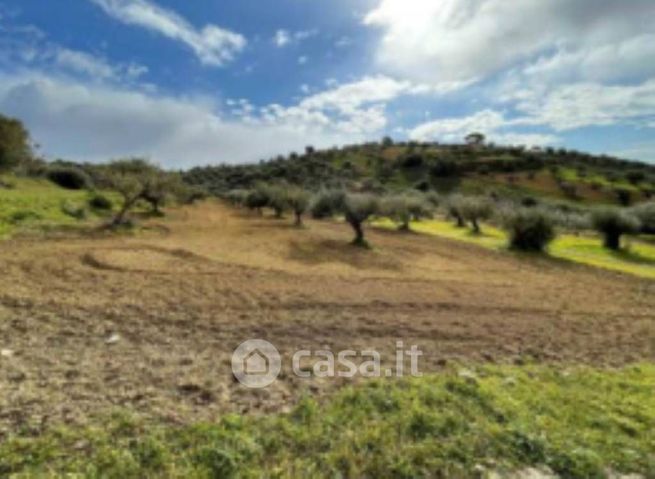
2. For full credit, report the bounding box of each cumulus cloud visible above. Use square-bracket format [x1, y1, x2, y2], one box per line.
[90, 0, 245, 66]
[364, 0, 655, 83]
[500, 79, 655, 131]
[409, 110, 558, 147]
[0, 74, 431, 167]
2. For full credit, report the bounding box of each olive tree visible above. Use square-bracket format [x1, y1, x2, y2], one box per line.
[311, 190, 379, 247]
[286, 187, 311, 227]
[458, 196, 493, 233]
[502, 208, 556, 252]
[631, 202, 655, 234]
[103, 159, 168, 227]
[380, 194, 432, 231]
[445, 194, 466, 228]
[591, 207, 641, 250]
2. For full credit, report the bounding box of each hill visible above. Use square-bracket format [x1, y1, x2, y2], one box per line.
[183, 141, 655, 206]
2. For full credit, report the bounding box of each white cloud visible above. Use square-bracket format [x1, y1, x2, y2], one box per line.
[364, 0, 655, 83]
[298, 56, 308, 65]
[409, 110, 558, 146]
[273, 29, 291, 47]
[0, 74, 409, 167]
[501, 79, 655, 131]
[54, 48, 147, 81]
[272, 29, 317, 48]
[90, 0, 245, 66]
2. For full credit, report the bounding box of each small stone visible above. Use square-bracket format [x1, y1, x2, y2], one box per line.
[1, 349, 14, 358]
[105, 333, 121, 345]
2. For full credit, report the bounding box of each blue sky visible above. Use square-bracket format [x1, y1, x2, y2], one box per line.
[0, 0, 654, 167]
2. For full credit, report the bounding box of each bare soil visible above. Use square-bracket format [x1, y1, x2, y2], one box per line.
[1, 201, 653, 435]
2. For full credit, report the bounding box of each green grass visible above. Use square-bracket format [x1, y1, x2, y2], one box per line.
[0, 176, 119, 238]
[1, 364, 653, 478]
[374, 217, 655, 279]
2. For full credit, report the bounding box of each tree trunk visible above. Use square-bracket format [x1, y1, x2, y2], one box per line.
[471, 219, 480, 233]
[294, 211, 303, 227]
[350, 220, 366, 247]
[455, 214, 465, 228]
[112, 195, 139, 227]
[604, 232, 621, 250]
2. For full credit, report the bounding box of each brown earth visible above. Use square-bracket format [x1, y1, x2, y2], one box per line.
[0, 201, 654, 435]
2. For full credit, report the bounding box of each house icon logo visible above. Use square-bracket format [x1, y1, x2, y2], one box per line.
[231, 339, 281, 388]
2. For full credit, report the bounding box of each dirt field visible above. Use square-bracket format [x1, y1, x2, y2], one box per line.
[1, 201, 654, 435]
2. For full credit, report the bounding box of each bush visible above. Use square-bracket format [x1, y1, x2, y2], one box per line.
[61, 201, 87, 220]
[591, 208, 641, 250]
[88, 194, 113, 211]
[47, 166, 92, 190]
[503, 208, 557, 252]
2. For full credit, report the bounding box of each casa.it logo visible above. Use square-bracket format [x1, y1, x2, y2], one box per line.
[231, 339, 281, 389]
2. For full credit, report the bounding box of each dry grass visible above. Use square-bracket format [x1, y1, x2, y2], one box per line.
[0, 201, 654, 435]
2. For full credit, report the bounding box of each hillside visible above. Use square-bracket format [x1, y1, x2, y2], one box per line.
[183, 141, 655, 206]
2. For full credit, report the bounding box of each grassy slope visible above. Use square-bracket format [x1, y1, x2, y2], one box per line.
[0, 176, 118, 238]
[374, 218, 655, 279]
[1, 365, 653, 478]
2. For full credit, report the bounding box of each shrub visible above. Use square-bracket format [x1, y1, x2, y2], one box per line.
[8, 209, 42, 224]
[47, 166, 92, 190]
[503, 208, 557, 252]
[591, 208, 641, 250]
[631, 202, 655, 234]
[61, 201, 87, 220]
[88, 194, 113, 211]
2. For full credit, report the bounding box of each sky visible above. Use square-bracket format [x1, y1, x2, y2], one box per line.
[0, 0, 654, 168]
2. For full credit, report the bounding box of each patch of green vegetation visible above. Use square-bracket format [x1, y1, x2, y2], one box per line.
[1, 365, 653, 478]
[550, 235, 655, 279]
[373, 217, 655, 278]
[0, 176, 119, 238]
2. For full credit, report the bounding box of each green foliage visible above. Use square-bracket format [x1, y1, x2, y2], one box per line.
[285, 186, 311, 226]
[343, 193, 379, 246]
[60, 201, 87, 220]
[502, 208, 557, 252]
[0, 114, 31, 173]
[591, 207, 641, 250]
[88, 193, 113, 211]
[311, 190, 378, 246]
[102, 159, 171, 225]
[310, 189, 346, 219]
[1, 365, 653, 478]
[631, 201, 655, 234]
[379, 194, 432, 231]
[46, 166, 92, 190]
[457, 196, 493, 233]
